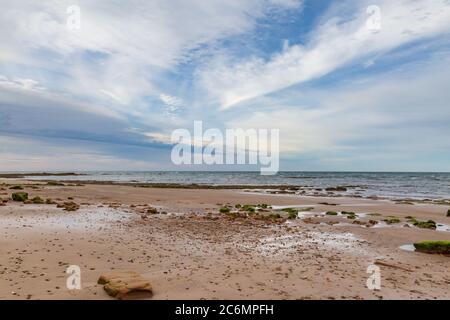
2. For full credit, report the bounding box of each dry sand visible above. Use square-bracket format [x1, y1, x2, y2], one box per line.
[0, 180, 449, 300]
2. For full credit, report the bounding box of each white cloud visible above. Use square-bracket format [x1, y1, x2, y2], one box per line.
[0, 135, 167, 171]
[0, 0, 301, 116]
[226, 56, 450, 155]
[0, 75, 46, 91]
[159, 93, 183, 114]
[197, 0, 450, 109]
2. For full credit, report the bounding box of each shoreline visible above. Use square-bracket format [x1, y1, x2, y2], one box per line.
[4, 177, 450, 204]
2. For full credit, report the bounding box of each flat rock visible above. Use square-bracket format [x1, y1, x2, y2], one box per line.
[98, 271, 153, 299]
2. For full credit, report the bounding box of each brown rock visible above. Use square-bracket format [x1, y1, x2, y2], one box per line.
[98, 271, 153, 299]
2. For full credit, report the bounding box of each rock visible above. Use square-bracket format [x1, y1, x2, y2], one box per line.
[383, 218, 401, 225]
[447, 209, 450, 217]
[59, 201, 80, 211]
[325, 186, 347, 192]
[414, 241, 450, 255]
[409, 218, 437, 230]
[12, 192, 28, 202]
[9, 185, 24, 190]
[46, 198, 56, 204]
[98, 271, 153, 299]
[47, 181, 65, 186]
[146, 207, 158, 214]
[219, 207, 230, 213]
[31, 196, 45, 204]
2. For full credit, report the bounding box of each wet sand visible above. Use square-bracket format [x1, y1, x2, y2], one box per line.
[0, 180, 449, 300]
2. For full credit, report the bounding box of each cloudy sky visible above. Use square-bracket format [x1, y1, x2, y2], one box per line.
[1, 0, 450, 171]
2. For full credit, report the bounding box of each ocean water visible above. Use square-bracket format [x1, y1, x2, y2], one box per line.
[24, 171, 450, 200]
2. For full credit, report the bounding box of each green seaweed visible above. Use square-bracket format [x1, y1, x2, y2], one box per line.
[409, 218, 437, 230]
[47, 181, 65, 186]
[383, 218, 401, 225]
[12, 192, 28, 202]
[414, 241, 450, 254]
[367, 213, 382, 217]
[220, 207, 231, 213]
[242, 205, 256, 212]
[287, 211, 298, 220]
[31, 196, 45, 204]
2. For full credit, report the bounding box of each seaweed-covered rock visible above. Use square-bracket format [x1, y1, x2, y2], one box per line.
[10, 185, 24, 190]
[287, 211, 298, 220]
[414, 241, 450, 255]
[31, 196, 45, 204]
[341, 211, 357, 219]
[46, 198, 56, 204]
[326, 211, 338, 216]
[47, 181, 65, 186]
[57, 201, 80, 211]
[12, 192, 28, 202]
[325, 186, 347, 192]
[409, 218, 437, 230]
[146, 207, 158, 214]
[219, 207, 230, 213]
[447, 209, 450, 217]
[383, 218, 401, 225]
[242, 205, 255, 212]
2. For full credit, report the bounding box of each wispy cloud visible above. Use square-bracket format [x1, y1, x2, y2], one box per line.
[197, 0, 450, 109]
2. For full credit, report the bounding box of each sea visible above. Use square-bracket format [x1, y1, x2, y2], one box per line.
[23, 171, 450, 200]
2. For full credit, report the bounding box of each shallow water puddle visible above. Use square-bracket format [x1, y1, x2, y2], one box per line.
[399, 244, 416, 252]
[271, 205, 317, 210]
[436, 223, 450, 232]
[0, 205, 134, 231]
[248, 231, 375, 257]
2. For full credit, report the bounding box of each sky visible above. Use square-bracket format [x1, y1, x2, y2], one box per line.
[1, 0, 450, 172]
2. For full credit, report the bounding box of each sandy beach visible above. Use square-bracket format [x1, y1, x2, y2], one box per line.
[0, 178, 449, 300]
